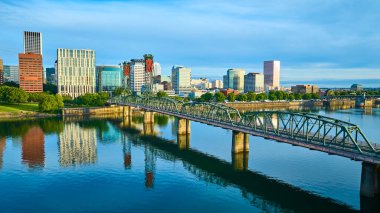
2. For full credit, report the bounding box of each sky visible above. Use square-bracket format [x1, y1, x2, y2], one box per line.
[0, 0, 380, 83]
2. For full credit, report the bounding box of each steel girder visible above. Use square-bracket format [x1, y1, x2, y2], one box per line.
[112, 95, 378, 155]
[240, 111, 378, 154]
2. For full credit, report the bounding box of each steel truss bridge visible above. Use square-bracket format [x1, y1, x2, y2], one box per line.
[110, 95, 380, 164]
[321, 95, 380, 100]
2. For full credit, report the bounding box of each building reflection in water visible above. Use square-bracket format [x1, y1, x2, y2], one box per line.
[59, 122, 97, 167]
[122, 134, 132, 169]
[0, 137, 6, 169]
[145, 146, 156, 188]
[22, 126, 45, 169]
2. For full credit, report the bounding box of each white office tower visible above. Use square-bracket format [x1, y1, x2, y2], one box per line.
[130, 59, 145, 92]
[172, 65, 191, 95]
[57, 48, 96, 98]
[153, 62, 161, 77]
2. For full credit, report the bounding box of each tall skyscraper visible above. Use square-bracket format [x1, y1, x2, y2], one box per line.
[18, 53, 43, 92]
[24, 31, 42, 54]
[96, 65, 123, 92]
[3, 65, 19, 83]
[264, 60, 280, 89]
[57, 48, 96, 98]
[244, 72, 264, 93]
[172, 65, 191, 95]
[130, 59, 145, 92]
[45, 67, 55, 84]
[153, 62, 161, 76]
[0, 58, 3, 84]
[223, 68, 245, 92]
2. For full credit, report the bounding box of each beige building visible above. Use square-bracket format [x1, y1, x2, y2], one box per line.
[57, 48, 96, 98]
[264, 60, 280, 89]
[291, 84, 319, 94]
[244, 72, 264, 93]
[0, 58, 3, 84]
[212, 80, 223, 89]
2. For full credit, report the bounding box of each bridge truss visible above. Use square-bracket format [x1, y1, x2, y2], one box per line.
[111, 95, 379, 161]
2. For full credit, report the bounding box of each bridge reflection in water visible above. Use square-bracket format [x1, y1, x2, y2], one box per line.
[114, 114, 380, 212]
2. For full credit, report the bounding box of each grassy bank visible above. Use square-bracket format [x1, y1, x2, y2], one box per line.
[0, 103, 39, 112]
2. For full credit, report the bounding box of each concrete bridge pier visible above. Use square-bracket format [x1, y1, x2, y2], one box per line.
[176, 118, 191, 150]
[143, 111, 155, 124]
[361, 162, 380, 197]
[231, 131, 249, 171]
[123, 106, 133, 117]
[177, 118, 191, 135]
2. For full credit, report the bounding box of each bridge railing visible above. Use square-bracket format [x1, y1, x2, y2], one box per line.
[111, 95, 379, 156]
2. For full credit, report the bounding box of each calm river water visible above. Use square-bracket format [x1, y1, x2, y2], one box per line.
[0, 108, 379, 212]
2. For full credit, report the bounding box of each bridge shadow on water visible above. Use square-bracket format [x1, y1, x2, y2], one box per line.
[113, 120, 380, 213]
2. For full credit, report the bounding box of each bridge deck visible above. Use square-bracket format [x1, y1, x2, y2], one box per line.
[116, 102, 380, 164]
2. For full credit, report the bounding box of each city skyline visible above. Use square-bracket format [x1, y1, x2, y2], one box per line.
[0, 0, 379, 82]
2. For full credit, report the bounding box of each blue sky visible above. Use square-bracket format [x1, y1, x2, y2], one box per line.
[0, 0, 379, 81]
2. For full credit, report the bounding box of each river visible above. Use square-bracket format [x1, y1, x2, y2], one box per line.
[0, 108, 379, 212]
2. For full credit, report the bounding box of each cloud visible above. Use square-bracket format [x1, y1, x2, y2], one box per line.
[0, 0, 379, 80]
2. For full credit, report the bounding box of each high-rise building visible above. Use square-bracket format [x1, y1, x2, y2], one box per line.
[0, 58, 3, 84]
[130, 59, 145, 92]
[212, 80, 223, 89]
[264, 60, 280, 89]
[24, 31, 42, 54]
[244, 72, 264, 93]
[45, 67, 55, 84]
[171, 65, 191, 95]
[18, 53, 43, 92]
[57, 48, 96, 98]
[223, 68, 245, 92]
[153, 62, 161, 76]
[96, 65, 123, 92]
[3, 65, 19, 83]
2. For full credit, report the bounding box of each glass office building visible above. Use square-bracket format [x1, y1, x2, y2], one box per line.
[96, 65, 123, 92]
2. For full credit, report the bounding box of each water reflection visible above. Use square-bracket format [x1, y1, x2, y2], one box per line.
[58, 122, 97, 167]
[0, 137, 5, 168]
[119, 122, 356, 212]
[22, 126, 45, 169]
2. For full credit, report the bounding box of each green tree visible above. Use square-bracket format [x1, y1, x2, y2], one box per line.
[43, 83, 58, 94]
[200, 92, 213, 102]
[302, 93, 313, 100]
[236, 93, 247, 101]
[157, 91, 168, 98]
[39, 95, 58, 112]
[269, 93, 278, 101]
[55, 94, 64, 108]
[256, 93, 267, 101]
[227, 93, 236, 102]
[246, 92, 257, 101]
[294, 93, 302, 100]
[2, 81, 19, 88]
[288, 94, 295, 101]
[214, 92, 226, 102]
[311, 93, 320, 99]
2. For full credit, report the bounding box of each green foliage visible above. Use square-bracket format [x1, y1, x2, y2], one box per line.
[311, 93, 320, 99]
[200, 92, 213, 102]
[1, 81, 19, 88]
[294, 93, 302, 100]
[43, 83, 58, 94]
[113, 87, 129, 96]
[302, 93, 313, 100]
[157, 91, 168, 98]
[55, 94, 64, 108]
[214, 92, 226, 102]
[227, 93, 236, 102]
[325, 90, 335, 96]
[0, 86, 29, 103]
[236, 93, 247, 101]
[39, 95, 58, 112]
[288, 94, 295, 101]
[246, 92, 257, 101]
[256, 93, 267, 101]
[74, 92, 110, 106]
